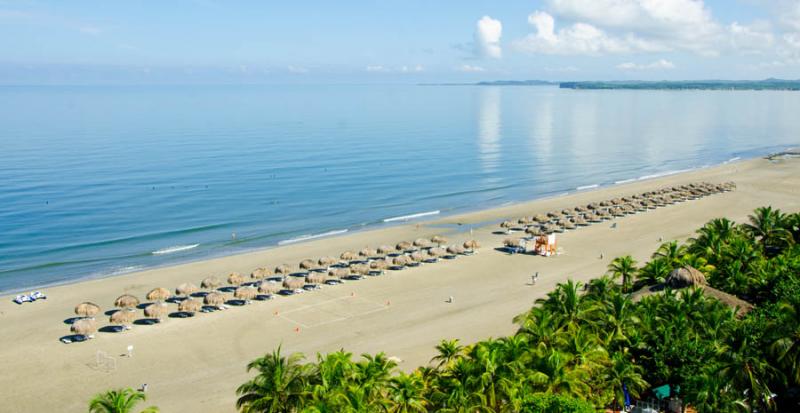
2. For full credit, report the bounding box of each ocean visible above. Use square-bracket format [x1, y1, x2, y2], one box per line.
[1, 84, 798, 292]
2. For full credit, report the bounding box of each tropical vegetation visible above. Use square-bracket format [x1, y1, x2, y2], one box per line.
[90, 206, 800, 412]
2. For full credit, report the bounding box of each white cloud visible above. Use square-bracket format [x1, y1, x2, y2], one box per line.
[616, 59, 675, 70]
[366, 65, 386, 72]
[365, 65, 424, 73]
[400, 64, 425, 73]
[729, 21, 774, 53]
[457, 64, 486, 72]
[515, 11, 663, 55]
[79, 26, 102, 35]
[475, 16, 502, 59]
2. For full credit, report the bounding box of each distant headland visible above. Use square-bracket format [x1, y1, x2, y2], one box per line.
[422, 79, 800, 90]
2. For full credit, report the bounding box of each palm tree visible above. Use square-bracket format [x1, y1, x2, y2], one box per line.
[601, 352, 648, 411]
[432, 339, 463, 369]
[608, 256, 637, 293]
[637, 258, 670, 286]
[88, 388, 159, 413]
[770, 301, 800, 385]
[236, 346, 311, 412]
[386, 373, 427, 413]
[743, 206, 793, 254]
[652, 241, 687, 266]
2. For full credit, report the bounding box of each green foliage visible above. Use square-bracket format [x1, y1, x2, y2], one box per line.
[229, 206, 800, 413]
[88, 388, 158, 413]
[520, 393, 595, 413]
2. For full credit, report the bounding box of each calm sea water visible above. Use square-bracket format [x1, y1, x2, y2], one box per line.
[1, 84, 798, 292]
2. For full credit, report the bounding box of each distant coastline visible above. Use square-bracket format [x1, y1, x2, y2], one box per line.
[422, 78, 800, 91]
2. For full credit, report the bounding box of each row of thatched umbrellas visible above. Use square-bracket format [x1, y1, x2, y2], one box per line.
[68, 236, 482, 338]
[500, 181, 735, 247]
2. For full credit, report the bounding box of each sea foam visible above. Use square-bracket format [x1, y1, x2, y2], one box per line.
[383, 210, 440, 223]
[152, 244, 199, 255]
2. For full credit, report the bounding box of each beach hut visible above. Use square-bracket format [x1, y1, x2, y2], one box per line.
[74, 302, 101, 318]
[306, 273, 327, 284]
[144, 303, 168, 321]
[666, 266, 707, 289]
[359, 247, 377, 258]
[250, 267, 270, 280]
[299, 259, 317, 271]
[340, 251, 359, 262]
[201, 276, 221, 290]
[178, 298, 202, 314]
[377, 245, 394, 256]
[226, 272, 244, 287]
[110, 309, 135, 328]
[114, 294, 139, 309]
[70, 318, 97, 337]
[274, 264, 292, 275]
[175, 282, 198, 297]
[204, 292, 225, 307]
[234, 286, 258, 302]
[258, 281, 281, 294]
[146, 287, 172, 302]
[283, 277, 304, 290]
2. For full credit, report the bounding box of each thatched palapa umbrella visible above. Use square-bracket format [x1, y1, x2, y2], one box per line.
[201, 276, 221, 290]
[306, 273, 327, 284]
[503, 238, 521, 248]
[350, 263, 371, 274]
[175, 282, 198, 297]
[75, 302, 101, 318]
[370, 259, 389, 270]
[392, 255, 409, 267]
[178, 298, 202, 313]
[259, 281, 282, 294]
[500, 220, 513, 230]
[204, 292, 225, 307]
[274, 264, 292, 275]
[534, 214, 549, 224]
[299, 259, 317, 271]
[70, 318, 97, 336]
[146, 287, 172, 302]
[359, 247, 377, 258]
[396, 241, 412, 252]
[526, 226, 544, 237]
[447, 245, 465, 255]
[431, 235, 447, 246]
[110, 309, 135, 327]
[234, 286, 258, 301]
[573, 216, 588, 226]
[114, 294, 139, 309]
[283, 277, 304, 290]
[413, 238, 431, 249]
[463, 240, 480, 250]
[318, 256, 337, 268]
[377, 245, 394, 256]
[340, 251, 359, 262]
[250, 267, 271, 280]
[227, 272, 244, 286]
[409, 252, 424, 262]
[144, 302, 168, 320]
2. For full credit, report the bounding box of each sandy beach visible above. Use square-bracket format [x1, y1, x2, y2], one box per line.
[1, 156, 798, 412]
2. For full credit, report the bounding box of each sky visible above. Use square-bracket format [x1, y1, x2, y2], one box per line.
[1, 0, 799, 84]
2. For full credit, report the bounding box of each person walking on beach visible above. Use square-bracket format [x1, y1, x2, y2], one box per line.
[448, 295, 454, 303]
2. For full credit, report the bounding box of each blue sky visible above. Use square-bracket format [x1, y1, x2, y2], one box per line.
[1, 0, 799, 84]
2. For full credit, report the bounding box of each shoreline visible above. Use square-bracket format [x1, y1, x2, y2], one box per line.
[0, 149, 783, 296]
[2, 155, 798, 412]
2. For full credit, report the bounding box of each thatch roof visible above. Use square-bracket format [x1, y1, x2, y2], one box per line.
[340, 251, 358, 261]
[71, 318, 97, 335]
[178, 298, 202, 313]
[250, 267, 271, 279]
[370, 259, 389, 270]
[396, 241, 412, 251]
[175, 282, 198, 296]
[306, 273, 327, 284]
[114, 294, 139, 309]
[447, 245, 465, 255]
[227, 272, 244, 286]
[534, 214, 549, 223]
[377, 245, 394, 255]
[413, 238, 431, 248]
[392, 255, 409, 266]
[283, 277, 304, 290]
[74, 302, 100, 317]
[431, 235, 447, 245]
[234, 286, 258, 300]
[258, 281, 282, 294]
[146, 287, 172, 302]
[702, 286, 754, 316]
[204, 292, 225, 306]
[500, 220, 513, 229]
[110, 309, 135, 325]
[318, 256, 337, 267]
[666, 266, 707, 289]
[201, 276, 221, 289]
[359, 247, 377, 257]
[429, 247, 446, 257]
[463, 240, 480, 249]
[299, 259, 317, 270]
[144, 303, 168, 319]
[350, 263, 370, 274]
[274, 264, 292, 274]
[504, 238, 522, 248]
[328, 268, 350, 278]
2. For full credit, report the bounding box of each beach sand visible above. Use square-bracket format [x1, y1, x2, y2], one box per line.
[1, 157, 798, 412]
